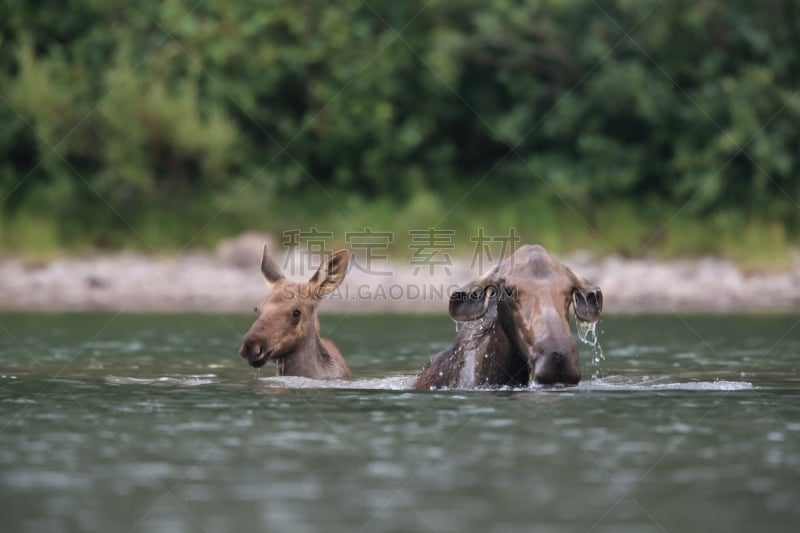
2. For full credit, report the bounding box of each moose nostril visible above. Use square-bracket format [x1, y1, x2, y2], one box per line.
[532, 350, 581, 386]
[240, 339, 263, 358]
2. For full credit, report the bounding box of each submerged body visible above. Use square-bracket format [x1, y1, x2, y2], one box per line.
[414, 244, 602, 390]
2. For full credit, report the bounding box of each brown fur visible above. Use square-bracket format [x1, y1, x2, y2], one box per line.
[239, 245, 351, 379]
[414, 244, 603, 390]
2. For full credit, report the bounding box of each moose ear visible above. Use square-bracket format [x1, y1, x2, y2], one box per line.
[260, 244, 285, 285]
[309, 249, 351, 299]
[449, 282, 504, 322]
[572, 286, 603, 323]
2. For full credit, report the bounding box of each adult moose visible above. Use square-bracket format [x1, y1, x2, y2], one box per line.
[239, 245, 352, 379]
[414, 244, 602, 389]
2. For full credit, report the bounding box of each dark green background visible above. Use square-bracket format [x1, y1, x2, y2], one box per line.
[1, 1, 798, 261]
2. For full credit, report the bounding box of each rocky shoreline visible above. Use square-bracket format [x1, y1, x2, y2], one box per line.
[1, 234, 799, 314]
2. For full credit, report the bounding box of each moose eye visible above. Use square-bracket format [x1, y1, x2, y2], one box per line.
[292, 309, 301, 318]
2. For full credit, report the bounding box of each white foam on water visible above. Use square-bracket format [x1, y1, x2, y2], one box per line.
[257, 375, 416, 390]
[103, 372, 754, 393]
[580, 377, 754, 392]
[105, 375, 217, 386]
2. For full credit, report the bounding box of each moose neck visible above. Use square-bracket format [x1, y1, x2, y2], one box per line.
[492, 297, 534, 384]
[275, 319, 328, 377]
[461, 298, 529, 387]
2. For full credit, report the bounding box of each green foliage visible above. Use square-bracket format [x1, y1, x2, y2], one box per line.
[0, 0, 798, 261]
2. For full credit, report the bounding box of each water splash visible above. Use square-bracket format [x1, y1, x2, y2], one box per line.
[575, 317, 605, 379]
[576, 319, 598, 346]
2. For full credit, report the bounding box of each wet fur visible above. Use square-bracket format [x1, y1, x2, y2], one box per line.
[415, 298, 528, 389]
[414, 244, 602, 390]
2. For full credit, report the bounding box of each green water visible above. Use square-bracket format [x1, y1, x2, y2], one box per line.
[1, 313, 799, 533]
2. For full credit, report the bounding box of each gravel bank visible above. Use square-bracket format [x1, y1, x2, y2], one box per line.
[1, 235, 799, 313]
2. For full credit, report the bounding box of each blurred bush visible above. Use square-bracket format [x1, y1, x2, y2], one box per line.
[0, 0, 798, 255]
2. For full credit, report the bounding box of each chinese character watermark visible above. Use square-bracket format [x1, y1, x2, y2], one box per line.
[409, 228, 455, 275]
[469, 227, 520, 272]
[281, 227, 334, 276]
[345, 228, 394, 276]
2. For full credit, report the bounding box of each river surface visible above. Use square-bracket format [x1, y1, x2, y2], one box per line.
[1, 312, 799, 533]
